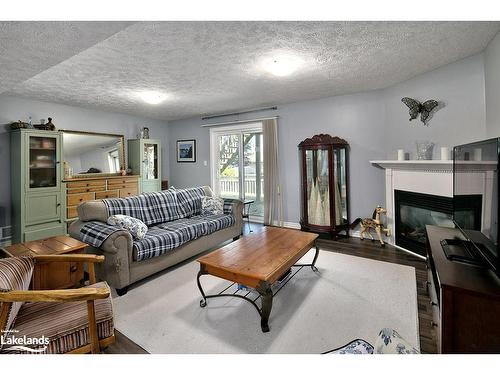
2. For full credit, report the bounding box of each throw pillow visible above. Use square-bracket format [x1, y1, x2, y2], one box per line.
[201, 196, 224, 215]
[107, 214, 148, 240]
[0, 256, 35, 334]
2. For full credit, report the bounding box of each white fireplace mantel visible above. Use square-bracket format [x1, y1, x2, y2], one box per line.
[370, 159, 495, 258]
[370, 160, 452, 172]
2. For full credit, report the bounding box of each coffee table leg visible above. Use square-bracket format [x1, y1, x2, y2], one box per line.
[257, 282, 273, 333]
[311, 243, 320, 272]
[197, 268, 208, 308]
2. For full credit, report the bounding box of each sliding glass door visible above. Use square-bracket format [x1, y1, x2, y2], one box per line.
[211, 123, 264, 218]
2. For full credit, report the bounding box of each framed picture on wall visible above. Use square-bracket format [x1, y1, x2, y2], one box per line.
[176, 139, 196, 162]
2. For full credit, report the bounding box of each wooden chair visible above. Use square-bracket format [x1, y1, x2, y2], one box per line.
[0, 254, 114, 354]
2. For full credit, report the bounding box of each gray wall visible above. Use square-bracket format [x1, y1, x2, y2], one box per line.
[0, 95, 169, 228]
[384, 53, 487, 159]
[168, 52, 488, 225]
[485, 31, 500, 137]
[169, 92, 387, 224]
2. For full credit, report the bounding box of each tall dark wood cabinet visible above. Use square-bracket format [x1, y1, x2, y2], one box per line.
[426, 225, 500, 353]
[298, 134, 350, 238]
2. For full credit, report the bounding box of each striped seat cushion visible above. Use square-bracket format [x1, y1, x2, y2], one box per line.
[132, 214, 235, 261]
[0, 256, 35, 335]
[198, 213, 236, 234]
[2, 282, 113, 354]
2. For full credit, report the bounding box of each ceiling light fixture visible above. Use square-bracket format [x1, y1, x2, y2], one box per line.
[261, 53, 304, 77]
[137, 90, 168, 105]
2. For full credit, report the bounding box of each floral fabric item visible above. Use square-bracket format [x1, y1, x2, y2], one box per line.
[107, 214, 148, 240]
[323, 339, 374, 354]
[375, 328, 420, 354]
[201, 196, 224, 215]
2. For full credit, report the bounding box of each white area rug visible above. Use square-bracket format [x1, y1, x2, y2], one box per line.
[113, 250, 419, 353]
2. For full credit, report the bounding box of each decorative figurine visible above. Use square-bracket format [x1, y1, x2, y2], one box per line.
[356, 206, 391, 247]
[46, 117, 56, 131]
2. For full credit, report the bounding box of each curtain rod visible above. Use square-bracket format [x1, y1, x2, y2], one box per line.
[200, 116, 279, 128]
[201, 106, 277, 120]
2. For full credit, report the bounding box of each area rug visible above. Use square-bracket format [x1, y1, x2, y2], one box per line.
[112, 250, 419, 353]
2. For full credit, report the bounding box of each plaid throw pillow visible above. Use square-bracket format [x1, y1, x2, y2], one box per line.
[0, 257, 35, 334]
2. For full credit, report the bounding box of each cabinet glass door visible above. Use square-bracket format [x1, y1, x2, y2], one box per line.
[143, 143, 158, 180]
[305, 149, 330, 226]
[334, 148, 348, 225]
[28, 136, 57, 189]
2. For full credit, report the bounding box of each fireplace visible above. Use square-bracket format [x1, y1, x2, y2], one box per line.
[394, 190, 482, 256]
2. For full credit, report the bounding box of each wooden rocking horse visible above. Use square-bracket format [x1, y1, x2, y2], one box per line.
[357, 206, 391, 247]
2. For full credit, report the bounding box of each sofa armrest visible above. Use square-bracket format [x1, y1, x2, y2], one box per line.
[224, 199, 244, 229]
[69, 220, 132, 289]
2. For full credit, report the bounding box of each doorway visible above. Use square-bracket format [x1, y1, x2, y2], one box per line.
[210, 123, 264, 219]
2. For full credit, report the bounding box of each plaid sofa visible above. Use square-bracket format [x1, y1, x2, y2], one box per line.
[69, 186, 243, 294]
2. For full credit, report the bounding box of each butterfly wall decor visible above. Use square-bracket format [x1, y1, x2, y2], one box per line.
[401, 97, 439, 125]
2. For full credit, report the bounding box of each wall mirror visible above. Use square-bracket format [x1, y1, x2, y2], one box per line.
[61, 130, 125, 178]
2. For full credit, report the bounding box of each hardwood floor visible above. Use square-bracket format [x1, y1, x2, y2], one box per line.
[105, 225, 437, 354]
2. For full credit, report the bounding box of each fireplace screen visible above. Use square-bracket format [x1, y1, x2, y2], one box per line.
[398, 204, 454, 244]
[395, 190, 454, 256]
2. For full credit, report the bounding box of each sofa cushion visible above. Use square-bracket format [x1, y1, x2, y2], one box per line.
[2, 282, 113, 354]
[199, 213, 236, 234]
[0, 256, 35, 335]
[132, 214, 235, 261]
[107, 214, 148, 240]
[133, 225, 196, 261]
[103, 194, 157, 225]
[145, 190, 182, 223]
[174, 187, 206, 218]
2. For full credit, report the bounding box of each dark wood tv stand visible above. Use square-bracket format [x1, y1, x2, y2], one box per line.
[426, 225, 500, 353]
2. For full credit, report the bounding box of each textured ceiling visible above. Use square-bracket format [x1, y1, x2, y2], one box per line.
[2, 21, 500, 121]
[0, 21, 133, 94]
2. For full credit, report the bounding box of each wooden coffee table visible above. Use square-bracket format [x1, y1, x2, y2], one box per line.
[196, 227, 319, 332]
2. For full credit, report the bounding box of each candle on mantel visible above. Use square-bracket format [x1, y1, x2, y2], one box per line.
[441, 147, 449, 161]
[397, 149, 405, 161]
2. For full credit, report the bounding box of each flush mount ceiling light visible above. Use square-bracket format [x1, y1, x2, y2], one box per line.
[260, 53, 304, 77]
[137, 90, 169, 105]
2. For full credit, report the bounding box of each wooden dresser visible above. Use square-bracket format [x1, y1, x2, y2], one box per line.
[426, 225, 500, 353]
[64, 175, 139, 223]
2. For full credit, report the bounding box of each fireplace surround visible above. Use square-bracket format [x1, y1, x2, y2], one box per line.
[370, 159, 493, 258]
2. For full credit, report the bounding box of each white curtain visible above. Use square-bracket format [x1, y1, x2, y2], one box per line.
[262, 118, 283, 226]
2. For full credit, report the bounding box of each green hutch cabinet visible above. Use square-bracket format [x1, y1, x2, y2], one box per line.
[127, 138, 162, 193]
[10, 129, 66, 243]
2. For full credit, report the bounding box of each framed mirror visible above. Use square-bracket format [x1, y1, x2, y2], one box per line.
[61, 130, 125, 178]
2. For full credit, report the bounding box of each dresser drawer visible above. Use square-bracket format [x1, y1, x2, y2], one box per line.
[67, 206, 78, 219]
[119, 187, 138, 198]
[107, 178, 138, 186]
[67, 186, 106, 194]
[95, 190, 119, 200]
[66, 180, 106, 189]
[108, 183, 138, 190]
[67, 192, 95, 206]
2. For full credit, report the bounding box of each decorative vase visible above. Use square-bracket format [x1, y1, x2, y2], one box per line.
[416, 141, 435, 160]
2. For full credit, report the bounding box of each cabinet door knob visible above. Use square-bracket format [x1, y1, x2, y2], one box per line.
[57, 203, 61, 207]
[430, 301, 438, 307]
[431, 321, 438, 328]
[70, 265, 77, 273]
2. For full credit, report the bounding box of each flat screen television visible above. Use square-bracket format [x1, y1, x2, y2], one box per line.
[451, 138, 500, 276]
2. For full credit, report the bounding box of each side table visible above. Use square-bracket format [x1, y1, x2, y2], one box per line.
[2, 235, 88, 290]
